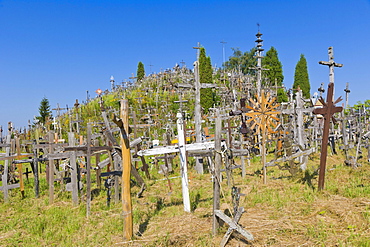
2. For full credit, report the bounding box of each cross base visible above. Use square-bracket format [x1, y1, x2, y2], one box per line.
[215, 207, 254, 246]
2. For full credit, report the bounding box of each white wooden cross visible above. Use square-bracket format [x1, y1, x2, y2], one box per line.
[137, 113, 216, 212]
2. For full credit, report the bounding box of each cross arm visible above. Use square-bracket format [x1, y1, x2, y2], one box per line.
[214, 210, 254, 241]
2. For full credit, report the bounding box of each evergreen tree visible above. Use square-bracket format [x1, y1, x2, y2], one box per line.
[137, 61, 145, 82]
[293, 54, 310, 98]
[224, 47, 256, 74]
[262, 46, 287, 102]
[36, 97, 52, 125]
[199, 47, 217, 114]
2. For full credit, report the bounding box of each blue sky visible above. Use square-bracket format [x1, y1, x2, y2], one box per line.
[1, 0, 370, 130]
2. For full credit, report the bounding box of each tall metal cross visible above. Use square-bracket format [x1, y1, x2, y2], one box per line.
[313, 82, 343, 190]
[249, 29, 268, 96]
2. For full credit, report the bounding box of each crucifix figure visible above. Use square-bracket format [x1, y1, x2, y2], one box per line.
[319, 47, 343, 84]
[314, 46, 343, 191]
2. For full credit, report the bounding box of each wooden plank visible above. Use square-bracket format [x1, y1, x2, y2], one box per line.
[177, 112, 191, 212]
[33, 143, 68, 149]
[68, 132, 79, 206]
[220, 207, 244, 247]
[48, 132, 55, 204]
[0, 183, 20, 191]
[187, 151, 213, 157]
[120, 99, 133, 240]
[214, 210, 254, 241]
[86, 124, 92, 217]
[213, 109, 222, 234]
[137, 142, 215, 156]
[0, 153, 33, 161]
[63, 146, 113, 152]
[265, 148, 315, 167]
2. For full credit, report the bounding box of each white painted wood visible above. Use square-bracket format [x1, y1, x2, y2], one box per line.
[137, 142, 214, 156]
[177, 112, 191, 213]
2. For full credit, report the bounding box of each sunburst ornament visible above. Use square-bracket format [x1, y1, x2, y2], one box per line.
[244, 90, 280, 134]
[244, 90, 280, 184]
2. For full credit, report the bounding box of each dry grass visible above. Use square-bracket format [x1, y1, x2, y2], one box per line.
[1, 149, 370, 246]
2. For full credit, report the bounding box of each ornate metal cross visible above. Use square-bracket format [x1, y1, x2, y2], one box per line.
[313, 82, 343, 190]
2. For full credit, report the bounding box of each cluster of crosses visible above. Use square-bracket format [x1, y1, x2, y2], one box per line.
[3, 29, 366, 245]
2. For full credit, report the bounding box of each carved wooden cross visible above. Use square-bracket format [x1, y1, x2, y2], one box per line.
[175, 60, 217, 174]
[313, 82, 343, 190]
[319, 46, 343, 84]
[52, 103, 66, 118]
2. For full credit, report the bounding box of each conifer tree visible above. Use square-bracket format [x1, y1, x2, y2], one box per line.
[37, 97, 52, 125]
[137, 61, 145, 82]
[199, 47, 218, 114]
[224, 47, 256, 75]
[293, 54, 310, 98]
[262, 46, 287, 102]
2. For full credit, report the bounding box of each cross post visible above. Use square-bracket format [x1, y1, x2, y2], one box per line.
[344, 82, 350, 109]
[313, 83, 343, 190]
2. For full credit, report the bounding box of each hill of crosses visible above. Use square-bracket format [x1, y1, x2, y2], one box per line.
[1, 32, 370, 246]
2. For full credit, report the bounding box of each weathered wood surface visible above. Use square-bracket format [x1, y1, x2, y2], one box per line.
[0, 134, 20, 202]
[48, 132, 55, 204]
[119, 99, 133, 240]
[137, 142, 215, 156]
[86, 124, 92, 217]
[265, 148, 315, 167]
[214, 209, 254, 241]
[176, 112, 191, 212]
[219, 207, 245, 247]
[68, 132, 79, 206]
[213, 109, 222, 234]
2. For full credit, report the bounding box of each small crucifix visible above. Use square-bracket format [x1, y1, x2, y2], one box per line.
[314, 47, 344, 191]
[319, 46, 343, 84]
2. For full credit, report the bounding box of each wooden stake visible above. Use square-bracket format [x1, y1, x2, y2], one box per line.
[121, 99, 133, 240]
[176, 112, 191, 212]
[1, 135, 12, 202]
[213, 109, 221, 234]
[86, 124, 92, 217]
[33, 140, 39, 198]
[48, 132, 54, 204]
[68, 132, 79, 206]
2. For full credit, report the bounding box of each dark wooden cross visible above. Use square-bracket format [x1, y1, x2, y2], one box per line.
[313, 82, 343, 190]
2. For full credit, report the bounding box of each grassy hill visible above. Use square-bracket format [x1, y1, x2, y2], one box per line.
[1, 149, 369, 246]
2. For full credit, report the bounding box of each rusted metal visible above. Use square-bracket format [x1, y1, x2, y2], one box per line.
[313, 82, 343, 191]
